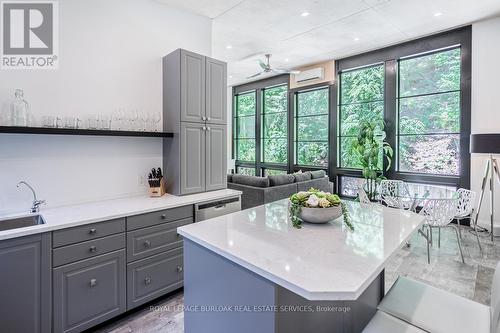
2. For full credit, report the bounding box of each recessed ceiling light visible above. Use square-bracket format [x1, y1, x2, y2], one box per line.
[229, 75, 233, 79]
[226, 45, 232, 49]
[434, 12, 442, 17]
[354, 37, 360, 41]
[301, 11, 310, 17]
[284, 58, 289, 62]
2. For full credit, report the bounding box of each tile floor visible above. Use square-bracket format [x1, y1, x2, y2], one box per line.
[93, 226, 498, 333]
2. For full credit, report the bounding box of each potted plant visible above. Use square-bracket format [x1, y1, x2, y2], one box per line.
[350, 119, 393, 201]
[289, 188, 353, 230]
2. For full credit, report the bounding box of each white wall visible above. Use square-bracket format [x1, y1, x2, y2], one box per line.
[0, 0, 212, 215]
[471, 15, 500, 229]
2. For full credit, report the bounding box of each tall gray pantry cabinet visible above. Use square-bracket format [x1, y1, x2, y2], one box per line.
[163, 49, 227, 195]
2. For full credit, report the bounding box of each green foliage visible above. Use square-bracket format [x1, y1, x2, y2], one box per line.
[350, 120, 393, 200]
[263, 86, 288, 163]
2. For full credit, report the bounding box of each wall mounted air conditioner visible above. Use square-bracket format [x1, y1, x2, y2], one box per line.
[295, 67, 324, 83]
[289, 60, 334, 89]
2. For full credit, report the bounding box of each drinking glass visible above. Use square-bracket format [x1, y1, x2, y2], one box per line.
[42, 116, 55, 128]
[100, 115, 111, 130]
[87, 115, 99, 129]
[63, 116, 75, 129]
[153, 112, 162, 132]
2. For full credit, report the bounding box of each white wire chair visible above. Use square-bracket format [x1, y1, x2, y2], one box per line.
[419, 197, 464, 264]
[357, 186, 372, 206]
[379, 180, 411, 210]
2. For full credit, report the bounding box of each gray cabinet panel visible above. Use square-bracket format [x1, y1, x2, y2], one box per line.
[52, 233, 125, 267]
[0, 234, 51, 333]
[53, 218, 125, 248]
[181, 122, 206, 194]
[181, 50, 206, 123]
[206, 57, 227, 124]
[206, 124, 227, 191]
[127, 248, 184, 310]
[127, 217, 192, 262]
[126, 205, 193, 231]
[53, 250, 126, 333]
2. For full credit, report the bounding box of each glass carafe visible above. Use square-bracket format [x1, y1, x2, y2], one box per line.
[10, 89, 30, 126]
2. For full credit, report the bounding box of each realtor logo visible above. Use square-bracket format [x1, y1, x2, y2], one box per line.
[1, 1, 59, 69]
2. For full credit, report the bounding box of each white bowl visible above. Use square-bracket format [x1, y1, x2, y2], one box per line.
[299, 205, 342, 224]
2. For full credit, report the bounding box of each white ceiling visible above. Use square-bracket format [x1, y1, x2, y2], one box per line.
[158, 0, 500, 86]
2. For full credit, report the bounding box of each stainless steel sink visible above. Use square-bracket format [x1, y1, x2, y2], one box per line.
[0, 215, 46, 231]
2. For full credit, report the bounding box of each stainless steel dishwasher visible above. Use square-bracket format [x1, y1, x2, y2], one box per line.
[194, 196, 241, 222]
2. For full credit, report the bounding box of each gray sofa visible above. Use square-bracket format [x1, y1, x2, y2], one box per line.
[227, 170, 333, 210]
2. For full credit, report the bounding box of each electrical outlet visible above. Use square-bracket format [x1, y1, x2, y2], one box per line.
[137, 175, 146, 186]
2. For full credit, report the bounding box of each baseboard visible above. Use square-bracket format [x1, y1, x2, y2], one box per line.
[476, 219, 500, 236]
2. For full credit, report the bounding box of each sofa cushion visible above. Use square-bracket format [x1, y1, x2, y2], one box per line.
[294, 171, 312, 183]
[227, 174, 233, 183]
[269, 174, 295, 186]
[232, 174, 270, 188]
[310, 170, 326, 179]
[297, 177, 332, 193]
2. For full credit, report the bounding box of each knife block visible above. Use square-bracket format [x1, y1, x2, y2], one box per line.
[149, 179, 166, 197]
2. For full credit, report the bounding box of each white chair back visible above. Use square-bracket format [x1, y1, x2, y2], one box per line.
[456, 188, 476, 218]
[379, 180, 410, 209]
[419, 198, 457, 227]
[491, 262, 500, 333]
[358, 186, 372, 206]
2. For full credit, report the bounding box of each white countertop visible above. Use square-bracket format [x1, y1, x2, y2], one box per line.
[0, 189, 241, 241]
[178, 199, 424, 301]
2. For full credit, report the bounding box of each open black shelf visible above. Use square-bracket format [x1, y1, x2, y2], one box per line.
[0, 126, 174, 138]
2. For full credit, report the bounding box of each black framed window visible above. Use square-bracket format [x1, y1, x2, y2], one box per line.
[335, 26, 471, 194]
[234, 92, 256, 164]
[397, 47, 461, 176]
[261, 85, 288, 165]
[294, 87, 329, 167]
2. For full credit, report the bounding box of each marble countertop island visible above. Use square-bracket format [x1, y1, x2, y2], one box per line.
[178, 199, 425, 301]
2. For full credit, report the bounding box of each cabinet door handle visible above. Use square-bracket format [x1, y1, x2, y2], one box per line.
[177, 265, 183, 273]
[89, 245, 97, 253]
[161, 214, 166, 219]
[144, 277, 151, 285]
[207, 127, 211, 131]
[90, 279, 97, 287]
[89, 228, 97, 235]
[144, 240, 151, 248]
[207, 117, 211, 121]
[202, 116, 206, 121]
[202, 126, 206, 131]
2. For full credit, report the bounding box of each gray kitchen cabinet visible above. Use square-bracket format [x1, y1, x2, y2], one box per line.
[180, 50, 206, 123]
[206, 124, 227, 191]
[53, 250, 126, 333]
[180, 122, 206, 194]
[206, 57, 227, 125]
[0, 233, 51, 333]
[163, 48, 228, 195]
[127, 247, 184, 310]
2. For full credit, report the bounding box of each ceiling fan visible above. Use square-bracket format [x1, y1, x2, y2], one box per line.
[247, 54, 300, 79]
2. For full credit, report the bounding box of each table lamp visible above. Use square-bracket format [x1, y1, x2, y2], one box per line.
[470, 133, 500, 241]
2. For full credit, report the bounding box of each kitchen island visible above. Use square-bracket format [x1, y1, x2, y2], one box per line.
[178, 199, 425, 333]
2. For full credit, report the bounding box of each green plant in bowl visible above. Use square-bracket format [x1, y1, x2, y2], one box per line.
[289, 188, 353, 230]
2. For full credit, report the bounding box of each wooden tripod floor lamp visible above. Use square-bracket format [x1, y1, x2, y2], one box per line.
[471, 134, 500, 242]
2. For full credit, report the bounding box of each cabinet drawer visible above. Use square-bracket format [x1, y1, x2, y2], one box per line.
[127, 248, 183, 310]
[127, 205, 193, 231]
[127, 217, 191, 262]
[53, 233, 125, 267]
[53, 218, 125, 248]
[53, 250, 126, 333]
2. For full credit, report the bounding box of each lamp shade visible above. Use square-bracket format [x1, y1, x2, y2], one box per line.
[470, 134, 500, 154]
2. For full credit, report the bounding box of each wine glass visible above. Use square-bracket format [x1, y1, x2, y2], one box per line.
[154, 112, 162, 132]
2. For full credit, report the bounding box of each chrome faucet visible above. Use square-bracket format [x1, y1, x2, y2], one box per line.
[17, 181, 46, 213]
